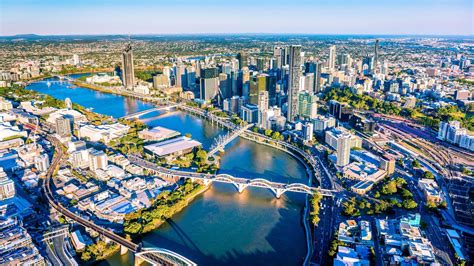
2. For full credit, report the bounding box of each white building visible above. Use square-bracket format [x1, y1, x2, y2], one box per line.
[34, 153, 50, 172]
[89, 150, 108, 171]
[0, 167, 15, 200]
[78, 123, 129, 143]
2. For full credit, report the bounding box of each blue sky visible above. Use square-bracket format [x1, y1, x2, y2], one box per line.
[1, 0, 473, 35]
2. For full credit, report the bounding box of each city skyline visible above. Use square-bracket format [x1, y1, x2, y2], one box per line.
[1, 0, 473, 36]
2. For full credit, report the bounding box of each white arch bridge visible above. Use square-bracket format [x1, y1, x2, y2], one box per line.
[188, 174, 335, 198]
[135, 248, 197, 266]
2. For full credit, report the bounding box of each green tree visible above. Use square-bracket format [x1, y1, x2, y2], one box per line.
[423, 171, 434, 179]
[412, 159, 421, 168]
[402, 199, 418, 209]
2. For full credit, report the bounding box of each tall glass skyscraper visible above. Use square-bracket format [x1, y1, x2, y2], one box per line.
[329, 45, 337, 71]
[121, 43, 135, 89]
[287, 45, 302, 122]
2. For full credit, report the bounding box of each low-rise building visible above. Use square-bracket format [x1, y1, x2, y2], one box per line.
[144, 136, 201, 161]
[78, 123, 129, 143]
[138, 126, 180, 141]
[418, 178, 443, 204]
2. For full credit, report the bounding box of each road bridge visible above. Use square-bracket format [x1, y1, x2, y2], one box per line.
[128, 155, 336, 198]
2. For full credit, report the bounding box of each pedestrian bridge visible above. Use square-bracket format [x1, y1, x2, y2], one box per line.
[208, 123, 254, 157]
[121, 104, 180, 119]
[135, 248, 197, 266]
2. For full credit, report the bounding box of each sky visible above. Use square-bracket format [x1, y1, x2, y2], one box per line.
[1, 0, 473, 36]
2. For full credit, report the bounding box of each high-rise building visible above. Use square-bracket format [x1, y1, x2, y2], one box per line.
[303, 122, 314, 142]
[219, 73, 231, 99]
[328, 100, 352, 121]
[199, 68, 219, 101]
[336, 133, 351, 167]
[374, 39, 380, 73]
[297, 92, 318, 119]
[121, 43, 135, 89]
[312, 115, 336, 134]
[175, 64, 187, 88]
[89, 150, 108, 171]
[329, 45, 337, 71]
[153, 74, 170, 89]
[34, 153, 50, 172]
[237, 52, 248, 70]
[287, 45, 302, 122]
[55, 116, 73, 137]
[241, 104, 259, 124]
[257, 91, 269, 127]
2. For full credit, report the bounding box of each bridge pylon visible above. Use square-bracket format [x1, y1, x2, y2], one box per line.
[121, 245, 128, 255]
[276, 188, 284, 199]
[237, 183, 246, 193]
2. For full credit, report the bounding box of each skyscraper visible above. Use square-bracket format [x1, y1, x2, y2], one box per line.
[122, 43, 135, 89]
[199, 68, 219, 101]
[287, 45, 302, 122]
[374, 39, 380, 73]
[237, 52, 248, 70]
[336, 133, 351, 167]
[55, 116, 73, 137]
[329, 45, 337, 71]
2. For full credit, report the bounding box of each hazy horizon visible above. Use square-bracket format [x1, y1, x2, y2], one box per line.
[1, 0, 473, 36]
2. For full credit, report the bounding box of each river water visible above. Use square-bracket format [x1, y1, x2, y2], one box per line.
[27, 76, 308, 265]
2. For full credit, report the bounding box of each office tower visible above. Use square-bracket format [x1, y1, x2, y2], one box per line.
[34, 153, 50, 172]
[121, 43, 135, 89]
[315, 63, 322, 92]
[256, 57, 266, 71]
[374, 39, 380, 72]
[186, 66, 196, 90]
[329, 45, 337, 71]
[0, 168, 15, 200]
[153, 74, 170, 89]
[328, 100, 352, 121]
[257, 91, 269, 127]
[312, 115, 336, 134]
[297, 92, 318, 119]
[274, 46, 284, 68]
[241, 67, 250, 99]
[199, 68, 219, 101]
[230, 71, 239, 97]
[257, 91, 269, 112]
[249, 77, 259, 105]
[241, 104, 259, 124]
[55, 116, 73, 137]
[267, 75, 277, 106]
[175, 64, 187, 88]
[287, 45, 302, 122]
[89, 150, 108, 171]
[362, 56, 373, 75]
[303, 73, 314, 92]
[336, 134, 351, 167]
[219, 73, 231, 99]
[237, 52, 248, 69]
[303, 122, 314, 142]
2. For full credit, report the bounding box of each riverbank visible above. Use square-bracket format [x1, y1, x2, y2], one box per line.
[124, 181, 209, 236]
